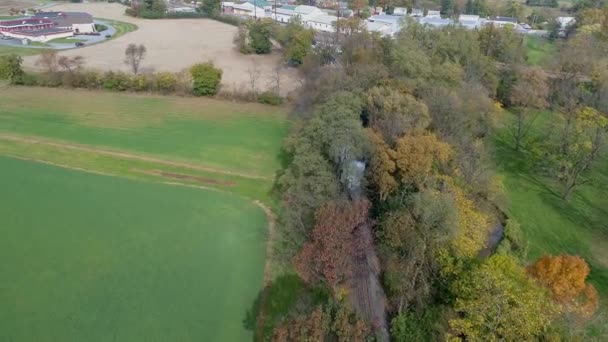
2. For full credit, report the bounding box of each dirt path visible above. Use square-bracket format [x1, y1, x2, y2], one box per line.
[0, 133, 271, 180]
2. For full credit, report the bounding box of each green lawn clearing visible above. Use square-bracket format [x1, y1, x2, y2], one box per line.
[97, 18, 138, 39]
[0, 156, 267, 341]
[525, 36, 557, 66]
[494, 111, 608, 298]
[0, 45, 43, 57]
[0, 87, 287, 181]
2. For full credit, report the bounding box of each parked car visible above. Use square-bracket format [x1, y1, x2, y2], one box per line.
[75, 42, 85, 47]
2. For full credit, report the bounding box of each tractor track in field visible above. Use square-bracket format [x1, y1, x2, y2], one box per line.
[0, 133, 271, 181]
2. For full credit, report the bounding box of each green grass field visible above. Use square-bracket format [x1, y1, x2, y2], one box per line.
[0, 87, 287, 180]
[0, 156, 267, 341]
[0, 87, 289, 340]
[525, 36, 557, 66]
[494, 111, 608, 298]
[97, 18, 138, 39]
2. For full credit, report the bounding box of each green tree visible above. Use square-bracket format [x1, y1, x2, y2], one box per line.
[441, 0, 455, 16]
[190, 62, 222, 96]
[278, 19, 315, 65]
[449, 255, 557, 341]
[248, 19, 273, 54]
[0, 54, 24, 83]
[201, 0, 221, 16]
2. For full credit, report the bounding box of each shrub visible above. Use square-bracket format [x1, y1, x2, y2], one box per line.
[95, 24, 109, 32]
[102, 71, 132, 91]
[14, 73, 39, 86]
[0, 54, 24, 83]
[132, 74, 151, 92]
[154, 72, 177, 94]
[258, 91, 283, 105]
[190, 62, 222, 96]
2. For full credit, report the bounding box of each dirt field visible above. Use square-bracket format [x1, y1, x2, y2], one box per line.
[0, 0, 39, 15]
[22, 3, 299, 93]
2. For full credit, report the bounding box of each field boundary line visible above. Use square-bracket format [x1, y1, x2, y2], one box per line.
[0, 133, 271, 181]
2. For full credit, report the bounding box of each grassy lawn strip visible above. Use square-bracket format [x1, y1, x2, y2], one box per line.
[48, 37, 85, 44]
[0, 155, 266, 341]
[96, 18, 138, 39]
[0, 136, 275, 206]
[0, 87, 288, 179]
[0, 45, 42, 57]
[525, 36, 557, 66]
[494, 111, 608, 298]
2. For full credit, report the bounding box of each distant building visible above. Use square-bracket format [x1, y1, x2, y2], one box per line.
[557, 16, 575, 28]
[0, 17, 73, 42]
[32, 12, 96, 34]
[426, 10, 441, 18]
[458, 14, 482, 29]
[366, 14, 403, 36]
[485, 16, 518, 28]
[223, 2, 266, 17]
[392, 7, 407, 16]
[419, 16, 453, 28]
[410, 8, 424, 17]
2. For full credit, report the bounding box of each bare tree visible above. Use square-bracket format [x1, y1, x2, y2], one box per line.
[58, 56, 85, 73]
[509, 67, 549, 151]
[35, 50, 59, 74]
[267, 64, 282, 95]
[247, 59, 261, 96]
[124, 44, 146, 75]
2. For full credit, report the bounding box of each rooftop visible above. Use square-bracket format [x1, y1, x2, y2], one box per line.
[294, 5, 320, 15]
[0, 18, 53, 28]
[11, 27, 72, 37]
[488, 16, 517, 23]
[32, 12, 94, 26]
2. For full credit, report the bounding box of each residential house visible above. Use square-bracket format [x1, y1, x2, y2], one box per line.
[426, 10, 441, 18]
[485, 16, 518, 28]
[419, 17, 453, 28]
[306, 13, 337, 32]
[366, 14, 403, 36]
[410, 8, 423, 17]
[557, 16, 575, 29]
[458, 14, 482, 29]
[272, 7, 296, 22]
[224, 2, 266, 17]
[392, 7, 407, 16]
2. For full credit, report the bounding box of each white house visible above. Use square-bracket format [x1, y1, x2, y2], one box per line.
[410, 8, 424, 17]
[419, 17, 453, 28]
[294, 5, 324, 18]
[306, 14, 337, 32]
[272, 7, 296, 23]
[485, 16, 518, 28]
[458, 14, 482, 29]
[557, 16, 575, 29]
[366, 14, 403, 36]
[392, 7, 407, 16]
[228, 2, 266, 17]
[365, 20, 394, 36]
[426, 10, 441, 18]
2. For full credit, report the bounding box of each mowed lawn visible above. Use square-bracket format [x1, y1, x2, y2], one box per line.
[0, 87, 288, 178]
[494, 111, 608, 298]
[0, 156, 267, 341]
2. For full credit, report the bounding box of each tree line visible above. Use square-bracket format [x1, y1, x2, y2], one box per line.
[262, 12, 606, 341]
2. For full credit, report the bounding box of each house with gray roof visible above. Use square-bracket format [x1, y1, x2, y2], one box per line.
[32, 12, 96, 34]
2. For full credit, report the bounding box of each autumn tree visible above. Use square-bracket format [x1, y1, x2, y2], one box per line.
[508, 67, 549, 151]
[365, 86, 431, 143]
[380, 191, 456, 313]
[552, 106, 608, 200]
[393, 132, 452, 188]
[528, 255, 599, 318]
[366, 128, 397, 201]
[293, 199, 370, 291]
[450, 254, 557, 341]
[273, 303, 370, 342]
[124, 44, 146, 75]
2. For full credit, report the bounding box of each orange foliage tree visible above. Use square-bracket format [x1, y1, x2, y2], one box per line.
[528, 255, 599, 317]
[366, 128, 398, 201]
[293, 199, 371, 291]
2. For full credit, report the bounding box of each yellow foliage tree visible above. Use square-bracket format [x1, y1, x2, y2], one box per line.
[393, 132, 452, 188]
[366, 128, 398, 201]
